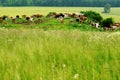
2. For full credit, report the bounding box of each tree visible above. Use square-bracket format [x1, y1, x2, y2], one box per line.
[101, 18, 114, 27]
[0, 0, 120, 7]
[81, 11, 103, 22]
[104, 3, 111, 13]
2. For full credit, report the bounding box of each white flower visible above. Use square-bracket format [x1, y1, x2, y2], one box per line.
[7, 39, 13, 42]
[74, 73, 79, 79]
[62, 64, 66, 68]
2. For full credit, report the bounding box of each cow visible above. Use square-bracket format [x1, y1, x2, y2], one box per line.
[31, 14, 43, 18]
[0, 17, 3, 23]
[10, 17, 16, 23]
[111, 23, 120, 30]
[60, 19, 64, 24]
[22, 15, 27, 18]
[70, 19, 74, 24]
[2, 16, 8, 20]
[16, 15, 20, 19]
[2, 21, 8, 26]
[104, 27, 114, 31]
[55, 13, 63, 18]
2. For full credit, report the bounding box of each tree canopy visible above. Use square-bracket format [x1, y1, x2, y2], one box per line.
[0, 0, 120, 7]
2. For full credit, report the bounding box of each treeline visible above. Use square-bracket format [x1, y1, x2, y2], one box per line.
[0, 0, 120, 7]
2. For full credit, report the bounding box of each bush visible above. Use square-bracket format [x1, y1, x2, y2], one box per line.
[101, 18, 114, 27]
[104, 3, 111, 13]
[46, 12, 56, 17]
[81, 11, 103, 22]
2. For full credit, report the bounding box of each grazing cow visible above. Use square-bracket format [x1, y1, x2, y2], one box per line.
[64, 13, 69, 18]
[68, 13, 76, 18]
[74, 15, 78, 18]
[113, 23, 120, 28]
[80, 20, 84, 24]
[59, 13, 64, 18]
[30, 17, 34, 22]
[22, 15, 27, 18]
[36, 19, 42, 24]
[111, 26, 118, 29]
[31, 14, 43, 18]
[16, 15, 20, 19]
[60, 19, 64, 24]
[54, 13, 65, 19]
[76, 18, 80, 23]
[10, 17, 16, 23]
[95, 23, 99, 28]
[89, 21, 99, 28]
[26, 17, 30, 21]
[2, 21, 8, 26]
[111, 23, 120, 30]
[70, 20, 74, 24]
[79, 15, 87, 21]
[104, 27, 114, 31]
[2, 16, 8, 20]
[72, 13, 87, 24]
[0, 17, 3, 23]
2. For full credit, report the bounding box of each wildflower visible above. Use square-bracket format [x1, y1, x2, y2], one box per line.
[7, 39, 13, 42]
[62, 64, 66, 68]
[73, 73, 79, 79]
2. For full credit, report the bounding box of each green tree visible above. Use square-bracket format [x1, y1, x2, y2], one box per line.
[81, 11, 103, 22]
[101, 18, 114, 27]
[104, 3, 111, 13]
[0, 0, 120, 7]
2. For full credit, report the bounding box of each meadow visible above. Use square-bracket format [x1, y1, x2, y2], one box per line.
[0, 29, 120, 80]
[0, 7, 120, 80]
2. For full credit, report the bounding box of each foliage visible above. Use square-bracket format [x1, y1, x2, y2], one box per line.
[104, 3, 111, 13]
[46, 12, 56, 17]
[81, 11, 103, 22]
[0, 0, 120, 7]
[101, 18, 114, 27]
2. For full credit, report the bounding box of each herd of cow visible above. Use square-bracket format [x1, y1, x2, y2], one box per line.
[0, 12, 120, 31]
[104, 23, 120, 31]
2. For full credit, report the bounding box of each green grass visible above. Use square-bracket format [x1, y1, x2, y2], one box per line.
[0, 7, 120, 22]
[0, 7, 120, 80]
[0, 29, 120, 80]
[0, 17, 101, 31]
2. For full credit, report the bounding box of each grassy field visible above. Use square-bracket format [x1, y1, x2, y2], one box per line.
[0, 29, 120, 80]
[0, 7, 120, 22]
[0, 7, 120, 80]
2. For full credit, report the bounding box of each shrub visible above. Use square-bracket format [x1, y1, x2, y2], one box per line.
[104, 3, 111, 13]
[46, 12, 56, 17]
[81, 11, 103, 22]
[101, 18, 114, 27]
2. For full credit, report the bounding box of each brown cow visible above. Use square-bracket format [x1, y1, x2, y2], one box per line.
[2, 21, 8, 26]
[104, 27, 114, 31]
[111, 23, 120, 29]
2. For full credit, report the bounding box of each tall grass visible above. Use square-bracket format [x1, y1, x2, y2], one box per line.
[0, 29, 120, 80]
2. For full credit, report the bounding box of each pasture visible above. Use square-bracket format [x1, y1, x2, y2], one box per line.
[0, 7, 120, 22]
[0, 7, 120, 80]
[0, 29, 120, 80]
